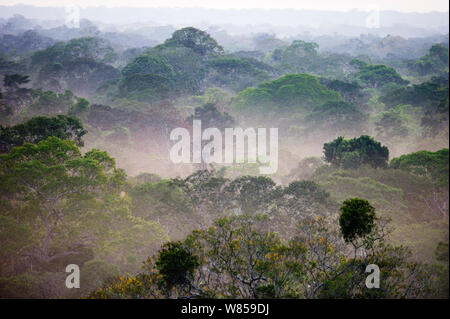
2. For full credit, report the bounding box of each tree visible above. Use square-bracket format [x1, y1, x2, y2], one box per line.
[170, 169, 231, 227]
[269, 40, 350, 78]
[269, 181, 336, 239]
[390, 149, 449, 219]
[118, 73, 171, 103]
[271, 40, 320, 73]
[27, 89, 76, 116]
[412, 44, 449, 76]
[317, 244, 428, 299]
[349, 58, 368, 70]
[379, 76, 449, 137]
[320, 78, 368, 105]
[389, 149, 449, 188]
[253, 33, 286, 53]
[31, 37, 116, 65]
[323, 135, 389, 169]
[68, 97, 90, 119]
[182, 215, 302, 298]
[0, 115, 87, 154]
[339, 198, 376, 243]
[375, 108, 410, 140]
[206, 56, 271, 92]
[225, 175, 281, 215]
[155, 241, 199, 293]
[380, 76, 448, 110]
[163, 27, 224, 56]
[30, 37, 120, 96]
[356, 64, 409, 88]
[306, 101, 367, 136]
[0, 137, 116, 265]
[129, 179, 191, 239]
[88, 213, 429, 299]
[121, 54, 174, 79]
[186, 103, 234, 131]
[150, 45, 207, 95]
[285, 157, 324, 182]
[1, 136, 165, 279]
[231, 73, 342, 121]
[35, 58, 120, 97]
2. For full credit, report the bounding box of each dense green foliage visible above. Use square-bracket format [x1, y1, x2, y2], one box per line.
[411, 44, 449, 76]
[390, 149, 449, 187]
[232, 73, 341, 112]
[155, 242, 199, 291]
[88, 211, 433, 299]
[339, 198, 376, 243]
[323, 136, 389, 169]
[380, 76, 449, 137]
[0, 115, 86, 153]
[355, 63, 409, 88]
[0, 20, 448, 299]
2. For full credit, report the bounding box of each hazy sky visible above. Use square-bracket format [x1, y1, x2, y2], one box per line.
[0, 0, 448, 12]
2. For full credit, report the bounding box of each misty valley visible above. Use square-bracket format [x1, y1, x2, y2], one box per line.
[0, 7, 448, 299]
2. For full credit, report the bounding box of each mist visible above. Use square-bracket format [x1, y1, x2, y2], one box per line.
[0, 3, 448, 300]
